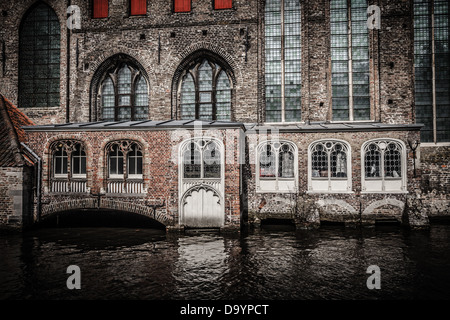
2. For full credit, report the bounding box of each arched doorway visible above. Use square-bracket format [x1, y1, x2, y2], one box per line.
[179, 138, 225, 228]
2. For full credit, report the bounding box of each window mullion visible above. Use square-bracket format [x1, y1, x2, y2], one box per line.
[431, 0, 437, 143]
[281, 0, 286, 123]
[381, 149, 385, 191]
[348, 0, 354, 121]
[327, 150, 332, 191]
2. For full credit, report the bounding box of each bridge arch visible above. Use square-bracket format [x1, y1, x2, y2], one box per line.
[41, 198, 172, 227]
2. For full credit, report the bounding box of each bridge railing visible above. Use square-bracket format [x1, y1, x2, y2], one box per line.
[50, 179, 88, 193]
[107, 179, 145, 194]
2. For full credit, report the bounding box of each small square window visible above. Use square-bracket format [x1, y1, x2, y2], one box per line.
[174, 0, 191, 13]
[214, 0, 232, 10]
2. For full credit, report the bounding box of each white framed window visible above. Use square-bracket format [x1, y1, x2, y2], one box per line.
[53, 146, 68, 178]
[182, 140, 222, 179]
[107, 141, 143, 180]
[50, 141, 87, 193]
[52, 141, 87, 179]
[308, 140, 352, 193]
[71, 144, 87, 179]
[256, 140, 298, 192]
[362, 139, 407, 193]
[106, 141, 145, 194]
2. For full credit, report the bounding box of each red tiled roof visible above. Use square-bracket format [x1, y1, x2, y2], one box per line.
[0, 94, 35, 167]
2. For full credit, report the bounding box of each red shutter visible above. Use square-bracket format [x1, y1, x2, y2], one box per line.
[215, 0, 232, 10]
[174, 0, 191, 13]
[131, 0, 147, 15]
[93, 0, 108, 18]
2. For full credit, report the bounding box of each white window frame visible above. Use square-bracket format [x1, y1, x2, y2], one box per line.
[180, 138, 224, 180]
[53, 147, 68, 179]
[71, 144, 87, 179]
[127, 145, 144, 180]
[256, 140, 298, 193]
[361, 138, 408, 193]
[307, 139, 353, 193]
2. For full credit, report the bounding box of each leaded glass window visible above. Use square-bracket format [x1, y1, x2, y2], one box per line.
[183, 143, 202, 179]
[99, 64, 149, 121]
[259, 141, 296, 179]
[362, 139, 406, 192]
[19, 3, 60, 108]
[331, 0, 370, 121]
[414, 0, 450, 142]
[179, 59, 232, 121]
[310, 141, 349, 180]
[364, 140, 403, 179]
[265, 0, 302, 122]
[203, 142, 221, 179]
[182, 140, 222, 179]
[309, 140, 351, 193]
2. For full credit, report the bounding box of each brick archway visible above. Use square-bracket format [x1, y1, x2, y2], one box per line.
[41, 198, 172, 227]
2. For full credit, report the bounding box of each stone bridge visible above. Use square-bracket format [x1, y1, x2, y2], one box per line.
[40, 197, 174, 227]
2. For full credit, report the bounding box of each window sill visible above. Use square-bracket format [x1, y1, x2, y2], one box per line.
[255, 190, 297, 194]
[421, 142, 450, 147]
[361, 191, 408, 194]
[306, 191, 355, 194]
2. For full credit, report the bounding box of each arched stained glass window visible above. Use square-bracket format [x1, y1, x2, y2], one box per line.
[198, 61, 214, 120]
[182, 140, 222, 179]
[203, 142, 221, 179]
[216, 72, 232, 121]
[179, 59, 232, 121]
[19, 2, 60, 108]
[257, 140, 298, 192]
[362, 139, 406, 192]
[309, 140, 352, 192]
[99, 63, 149, 121]
[180, 73, 196, 119]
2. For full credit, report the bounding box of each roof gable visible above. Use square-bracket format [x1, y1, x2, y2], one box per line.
[0, 95, 35, 167]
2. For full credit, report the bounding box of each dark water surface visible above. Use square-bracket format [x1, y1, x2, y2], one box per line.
[1, 224, 450, 300]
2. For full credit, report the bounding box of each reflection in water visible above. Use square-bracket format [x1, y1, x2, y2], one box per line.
[1, 225, 450, 300]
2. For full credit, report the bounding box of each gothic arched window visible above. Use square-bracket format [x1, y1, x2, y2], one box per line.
[362, 139, 407, 192]
[257, 140, 298, 192]
[179, 59, 232, 121]
[106, 141, 145, 194]
[99, 63, 149, 121]
[19, 2, 60, 108]
[309, 140, 352, 192]
[182, 140, 222, 179]
[50, 141, 87, 193]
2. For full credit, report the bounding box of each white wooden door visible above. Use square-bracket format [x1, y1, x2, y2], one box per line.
[182, 187, 223, 228]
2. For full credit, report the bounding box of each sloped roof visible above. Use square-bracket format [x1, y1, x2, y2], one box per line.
[0, 95, 35, 167]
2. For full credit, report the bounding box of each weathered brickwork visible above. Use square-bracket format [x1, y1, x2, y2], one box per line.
[24, 127, 243, 230]
[420, 146, 450, 218]
[0, 0, 448, 231]
[245, 128, 423, 227]
[0, 167, 34, 230]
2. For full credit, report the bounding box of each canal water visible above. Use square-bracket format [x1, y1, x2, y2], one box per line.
[1, 222, 450, 300]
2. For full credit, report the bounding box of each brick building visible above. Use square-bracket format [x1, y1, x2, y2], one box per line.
[0, 0, 448, 231]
